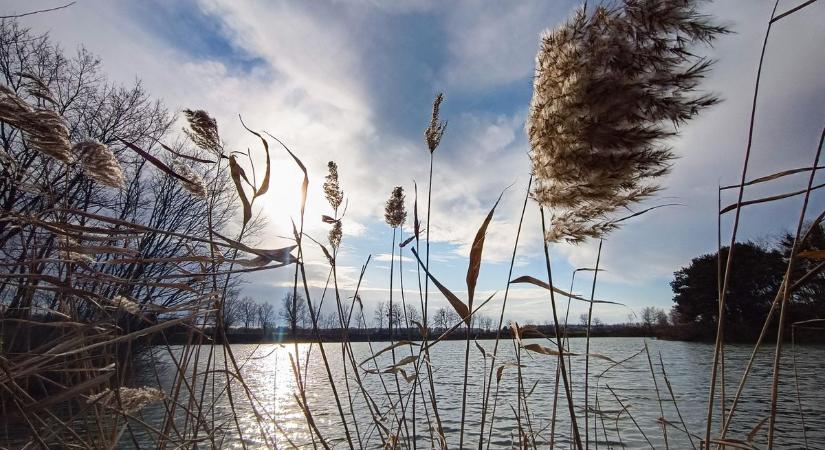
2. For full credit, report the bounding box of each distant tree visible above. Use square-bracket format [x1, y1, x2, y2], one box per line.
[279, 292, 308, 332]
[671, 242, 785, 337]
[388, 302, 404, 332]
[579, 313, 589, 327]
[655, 309, 669, 327]
[239, 296, 257, 329]
[405, 304, 421, 326]
[779, 222, 825, 316]
[222, 289, 243, 330]
[446, 309, 460, 327]
[592, 317, 603, 328]
[257, 302, 275, 331]
[374, 301, 387, 330]
[640, 307, 658, 330]
[323, 309, 340, 329]
[432, 307, 450, 331]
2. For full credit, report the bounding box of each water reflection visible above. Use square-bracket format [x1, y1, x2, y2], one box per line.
[129, 338, 825, 449]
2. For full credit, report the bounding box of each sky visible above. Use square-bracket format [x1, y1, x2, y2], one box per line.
[7, 0, 825, 324]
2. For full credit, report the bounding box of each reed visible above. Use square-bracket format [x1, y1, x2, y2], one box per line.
[2, 1, 822, 449]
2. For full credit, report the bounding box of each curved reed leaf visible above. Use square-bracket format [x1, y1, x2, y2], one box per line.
[509, 275, 624, 305]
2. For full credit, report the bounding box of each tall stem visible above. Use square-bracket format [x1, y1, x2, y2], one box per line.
[540, 206, 583, 450]
[584, 239, 603, 449]
[704, 2, 778, 446]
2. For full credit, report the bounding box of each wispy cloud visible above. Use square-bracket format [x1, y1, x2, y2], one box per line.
[12, 0, 824, 322]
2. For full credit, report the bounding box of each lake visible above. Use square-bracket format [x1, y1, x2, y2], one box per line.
[128, 337, 825, 449]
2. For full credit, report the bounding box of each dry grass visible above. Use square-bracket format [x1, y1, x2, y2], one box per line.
[1, 1, 823, 449]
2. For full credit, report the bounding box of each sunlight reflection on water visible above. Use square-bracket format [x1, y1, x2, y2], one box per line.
[129, 338, 825, 449]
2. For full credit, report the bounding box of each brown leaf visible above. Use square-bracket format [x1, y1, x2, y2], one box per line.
[798, 250, 825, 260]
[411, 247, 470, 325]
[467, 191, 504, 308]
[721, 165, 825, 191]
[239, 116, 271, 199]
[229, 155, 252, 225]
[523, 343, 575, 357]
[510, 275, 624, 305]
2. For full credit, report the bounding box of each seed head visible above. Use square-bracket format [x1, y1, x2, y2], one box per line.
[425, 93, 447, 153]
[59, 236, 94, 264]
[0, 85, 73, 163]
[328, 220, 342, 250]
[183, 109, 222, 156]
[171, 160, 208, 198]
[88, 387, 164, 414]
[527, 1, 725, 243]
[324, 161, 344, 211]
[384, 186, 407, 228]
[74, 140, 125, 188]
[111, 295, 141, 315]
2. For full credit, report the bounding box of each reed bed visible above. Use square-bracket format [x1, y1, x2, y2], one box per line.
[1, 0, 824, 449]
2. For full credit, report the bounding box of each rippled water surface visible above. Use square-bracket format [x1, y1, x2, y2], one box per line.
[129, 338, 825, 449]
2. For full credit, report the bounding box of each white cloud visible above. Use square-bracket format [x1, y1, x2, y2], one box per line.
[10, 0, 824, 322]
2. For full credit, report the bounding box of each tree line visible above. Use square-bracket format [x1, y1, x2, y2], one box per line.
[668, 224, 825, 340]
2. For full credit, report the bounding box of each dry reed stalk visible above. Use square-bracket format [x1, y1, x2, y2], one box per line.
[583, 238, 603, 449]
[643, 341, 669, 449]
[478, 175, 532, 450]
[539, 207, 582, 450]
[658, 352, 697, 450]
[765, 126, 823, 449]
[704, 2, 777, 447]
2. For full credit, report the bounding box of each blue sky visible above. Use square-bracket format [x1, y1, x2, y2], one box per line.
[10, 0, 825, 324]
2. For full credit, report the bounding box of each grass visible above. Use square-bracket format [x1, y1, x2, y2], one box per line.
[1, 0, 824, 449]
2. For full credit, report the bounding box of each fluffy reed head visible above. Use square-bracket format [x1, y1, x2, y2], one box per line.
[328, 220, 342, 250]
[111, 295, 141, 315]
[324, 161, 344, 211]
[183, 109, 222, 156]
[170, 160, 208, 198]
[425, 93, 447, 153]
[16, 72, 57, 105]
[384, 186, 407, 228]
[74, 140, 125, 188]
[0, 84, 73, 164]
[88, 387, 164, 414]
[527, 0, 726, 243]
[59, 236, 94, 264]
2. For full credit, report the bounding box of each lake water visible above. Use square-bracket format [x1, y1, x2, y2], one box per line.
[128, 337, 824, 449]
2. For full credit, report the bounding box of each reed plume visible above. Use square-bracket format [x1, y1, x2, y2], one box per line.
[323, 161, 344, 211]
[328, 220, 342, 250]
[16, 72, 58, 105]
[384, 186, 407, 228]
[111, 294, 141, 315]
[170, 160, 208, 198]
[0, 84, 73, 163]
[183, 109, 222, 156]
[425, 93, 446, 153]
[87, 387, 165, 414]
[75, 140, 125, 188]
[527, 0, 726, 243]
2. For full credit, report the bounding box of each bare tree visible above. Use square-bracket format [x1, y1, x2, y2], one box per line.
[405, 303, 420, 326]
[221, 289, 242, 330]
[374, 301, 386, 330]
[238, 296, 257, 330]
[279, 292, 307, 332]
[579, 313, 589, 327]
[640, 306, 658, 330]
[388, 302, 404, 332]
[257, 302, 275, 332]
[432, 307, 449, 331]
